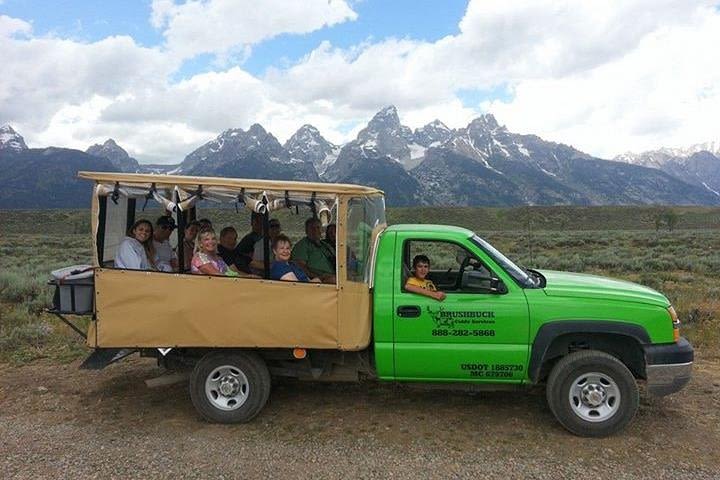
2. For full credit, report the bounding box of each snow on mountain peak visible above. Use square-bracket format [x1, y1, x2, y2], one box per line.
[470, 114, 501, 130]
[377, 105, 398, 116]
[0, 124, 28, 151]
[414, 119, 453, 148]
[615, 140, 720, 170]
[367, 105, 401, 130]
[297, 124, 320, 135]
[658, 141, 720, 158]
[429, 119, 450, 130]
[284, 124, 338, 175]
[247, 123, 268, 137]
[88, 138, 122, 154]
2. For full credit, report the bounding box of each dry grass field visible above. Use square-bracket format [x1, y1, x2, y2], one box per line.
[1, 206, 718, 363]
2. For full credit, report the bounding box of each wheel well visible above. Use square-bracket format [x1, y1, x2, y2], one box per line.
[537, 333, 646, 382]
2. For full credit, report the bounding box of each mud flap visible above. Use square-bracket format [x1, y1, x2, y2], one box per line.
[80, 348, 136, 370]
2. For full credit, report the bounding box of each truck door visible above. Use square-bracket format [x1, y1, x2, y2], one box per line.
[392, 237, 530, 383]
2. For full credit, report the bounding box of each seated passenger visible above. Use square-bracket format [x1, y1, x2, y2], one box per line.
[182, 220, 201, 271]
[405, 255, 446, 302]
[250, 218, 281, 271]
[198, 218, 213, 231]
[191, 229, 230, 276]
[115, 219, 156, 270]
[291, 217, 336, 283]
[237, 212, 263, 259]
[323, 223, 336, 251]
[217, 226, 251, 273]
[270, 234, 320, 283]
[153, 215, 178, 272]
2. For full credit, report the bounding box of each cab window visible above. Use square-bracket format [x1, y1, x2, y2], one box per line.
[403, 240, 504, 294]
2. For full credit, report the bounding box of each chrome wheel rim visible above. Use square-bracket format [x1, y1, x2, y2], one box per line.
[205, 365, 249, 411]
[568, 371, 621, 422]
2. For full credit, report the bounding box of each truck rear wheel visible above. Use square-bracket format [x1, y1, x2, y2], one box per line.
[546, 350, 638, 437]
[189, 351, 271, 423]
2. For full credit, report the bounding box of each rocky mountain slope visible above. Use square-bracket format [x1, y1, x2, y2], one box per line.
[0, 126, 120, 208]
[284, 124, 339, 176]
[324, 107, 718, 206]
[1, 109, 719, 208]
[615, 145, 720, 198]
[180, 124, 319, 181]
[0, 124, 28, 152]
[86, 139, 141, 173]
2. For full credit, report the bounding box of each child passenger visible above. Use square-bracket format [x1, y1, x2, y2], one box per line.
[405, 255, 446, 302]
[270, 234, 321, 283]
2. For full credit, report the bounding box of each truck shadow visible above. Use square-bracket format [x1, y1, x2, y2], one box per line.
[74, 361, 559, 436]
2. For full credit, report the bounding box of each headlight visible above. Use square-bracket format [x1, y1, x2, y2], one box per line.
[668, 305, 680, 342]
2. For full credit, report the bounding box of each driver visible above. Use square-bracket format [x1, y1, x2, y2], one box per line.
[405, 255, 446, 302]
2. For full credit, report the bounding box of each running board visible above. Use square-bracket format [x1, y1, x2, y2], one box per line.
[80, 348, 136, 370]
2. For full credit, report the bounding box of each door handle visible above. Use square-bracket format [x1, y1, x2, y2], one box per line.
[396, 305, 421, 318]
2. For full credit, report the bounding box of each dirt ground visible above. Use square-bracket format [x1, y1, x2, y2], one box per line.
[1, 355, 719, 479]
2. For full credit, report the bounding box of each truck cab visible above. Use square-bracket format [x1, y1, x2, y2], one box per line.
[371, 224, 692, 435]
[373, 225, 530, 383]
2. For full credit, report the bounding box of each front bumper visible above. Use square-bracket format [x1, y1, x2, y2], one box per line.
[643, 337, 694, 397]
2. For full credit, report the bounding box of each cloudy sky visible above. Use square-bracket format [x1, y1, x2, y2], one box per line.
[1, 0, 719, 164]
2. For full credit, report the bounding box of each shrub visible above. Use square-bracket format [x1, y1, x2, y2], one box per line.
[0, 305, 52, 354]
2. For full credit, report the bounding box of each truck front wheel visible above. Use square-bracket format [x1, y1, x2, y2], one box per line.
[546, 350, 638, 437]
[189, 351, 271, 423]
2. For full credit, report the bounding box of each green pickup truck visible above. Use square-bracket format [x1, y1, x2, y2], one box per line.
[371, 224, 692, 436]
[55, 173, 694, 438]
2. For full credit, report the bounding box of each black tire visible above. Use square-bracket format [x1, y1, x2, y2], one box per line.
[189, 351, 271, 423]
[546, 350, 638, 437]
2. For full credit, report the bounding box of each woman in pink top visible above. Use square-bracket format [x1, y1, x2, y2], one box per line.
[191, 229, 230, 275]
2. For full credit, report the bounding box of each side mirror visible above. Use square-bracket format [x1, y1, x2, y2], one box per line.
[490, 277, 508, 294]
[462, 271, 507, 294]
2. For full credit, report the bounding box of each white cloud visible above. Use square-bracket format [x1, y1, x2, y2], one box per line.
[0, 29, 175, 131]
[484, 8, 720, 158]
[151, 0, 357, 60]
[2, 0, 720, 164]
[0, 15, 31, 37]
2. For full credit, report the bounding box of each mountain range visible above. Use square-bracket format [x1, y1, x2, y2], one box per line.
[1, 108, 719, 208]
[615, 143, 720, 198]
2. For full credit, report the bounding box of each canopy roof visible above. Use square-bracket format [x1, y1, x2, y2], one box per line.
[78, 171, 383, 196]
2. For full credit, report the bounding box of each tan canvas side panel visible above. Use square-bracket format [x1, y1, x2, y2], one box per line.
[95, 269, 339, 348]
[337, 281, 372, 351]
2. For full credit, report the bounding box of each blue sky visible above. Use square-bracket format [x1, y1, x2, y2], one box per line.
[1, 1, 164, 44]
[1, 0, 468, 77]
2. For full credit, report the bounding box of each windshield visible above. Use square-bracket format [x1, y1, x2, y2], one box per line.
[471, 235, 535, 287]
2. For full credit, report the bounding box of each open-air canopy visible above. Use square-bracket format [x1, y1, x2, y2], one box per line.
[79, 171, 387, 351]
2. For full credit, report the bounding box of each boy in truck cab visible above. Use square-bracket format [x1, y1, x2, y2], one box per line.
[404, 254, 446, 302]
